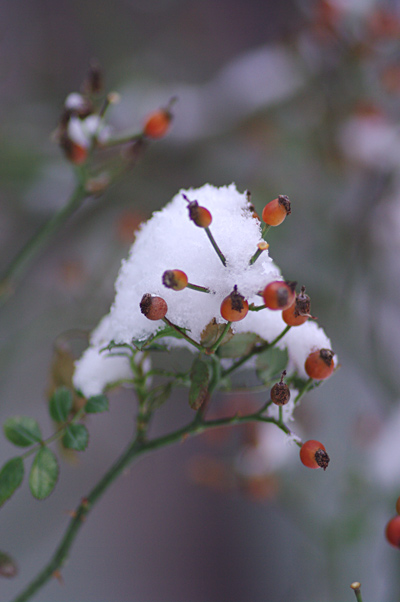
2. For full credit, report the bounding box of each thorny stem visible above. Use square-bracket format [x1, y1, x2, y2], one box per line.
[204, 227, 227, 267]
[8, 406, 298, 602]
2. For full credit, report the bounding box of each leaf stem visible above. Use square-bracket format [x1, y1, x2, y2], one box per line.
[208, 321, 231, 353]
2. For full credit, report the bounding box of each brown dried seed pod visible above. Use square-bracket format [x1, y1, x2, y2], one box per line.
[270, 370, 291, 406]
[294, 286, 311, 317]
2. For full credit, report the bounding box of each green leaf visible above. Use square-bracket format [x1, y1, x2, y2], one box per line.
[3, 416, 42, 447]
[29, 447, 59, 500]
[0, 458, 24, 507]
[200, 319, 233, 348]
[0, 551, 18, 578]
[218, 332, 261, 358]
[256, 347, 289, 385]
[189, 357, 210, 411]
[148, 383, 173, 410]
[49, 387, 73, 423]
[62, 424, 89, 451]
[85, 394, 109, 413]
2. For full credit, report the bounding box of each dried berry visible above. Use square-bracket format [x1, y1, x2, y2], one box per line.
[270, 370, 290, 406]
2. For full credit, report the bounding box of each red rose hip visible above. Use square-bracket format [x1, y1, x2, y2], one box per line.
[305, 349, 335, 380]
[300, 440, 330, 470]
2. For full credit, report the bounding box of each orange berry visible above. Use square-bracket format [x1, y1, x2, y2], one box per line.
[162, 269, 188, 291]
[300, 440, 330, 470]
[385, 516, 400, 548]
[140, 294, 168, 320]
[143, 109, 172, 139]
[262, 280, 296, 310]
[186, 200, 212, 227]
[305, 349, 335, 380]
[220, 286, 249, 322]
[261, 195, 291, 226]
[282, 301, 308, 326]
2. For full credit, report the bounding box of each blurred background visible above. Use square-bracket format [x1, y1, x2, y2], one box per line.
[2, 0, 400, 600]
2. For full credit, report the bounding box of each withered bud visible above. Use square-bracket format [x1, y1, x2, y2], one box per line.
[320, 348, 334, 367]
[257, 241, 269, 251]
[140, 293, 168, 320]
[270, 370, 291, 406]
[294, 285, 311, 317]
[315, 448, 330, 470]
[278, 195, 291, 216]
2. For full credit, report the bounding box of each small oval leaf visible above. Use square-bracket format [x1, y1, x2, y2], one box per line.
[0, 457, 24, 507]
[189, 357, 210, 411]
[218, 332, 261, 358]
[62, 424, 89, 451]
[3, 417, 42, 447]
[29, 447, 59, 500]
[49, 387, 73, 423]
[85, 394, 109, 414]
[0, 551, 18, 578]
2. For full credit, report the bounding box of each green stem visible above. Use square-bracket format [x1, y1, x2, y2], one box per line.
[8, 407, 299, 602]
[20, 407, 87, 461]
[186, 282, 210, 293]
[204, 227, 227, 266]
[249, 224, 271, 265]
[0, 181, 88, 303]
[222, 325, 291, 377]
[162, 317, 204, 352]
[351, 583, 363, 602]
[248, 303, 266, 311]
[208, 321, 231, 353]
[293, 377, 313, 406]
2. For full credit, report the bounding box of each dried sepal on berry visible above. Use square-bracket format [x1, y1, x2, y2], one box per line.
[220, 285, 249, 322]
[262, 195, 291, 226]
[305, 348, 335, 380]
[300, 440, 330, 470]
[162, 270, 188, 291]
[140, 294, 168, 320]
[270, 370, 291, 406]
[262, 280, 296, 311]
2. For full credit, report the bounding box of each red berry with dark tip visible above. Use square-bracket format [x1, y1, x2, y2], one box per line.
[300, 440, 330, 470]
[262, 195, 291, 226]
[305, 349, 335, 380]
[262, 280, 296, 310]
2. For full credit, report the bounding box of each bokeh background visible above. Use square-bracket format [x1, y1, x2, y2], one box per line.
[2, 0, 400, 600]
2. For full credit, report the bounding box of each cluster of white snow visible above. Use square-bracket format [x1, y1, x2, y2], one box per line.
[74, 184, 334, 397]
